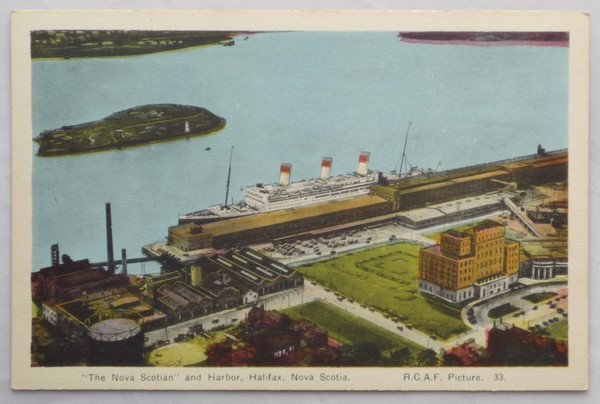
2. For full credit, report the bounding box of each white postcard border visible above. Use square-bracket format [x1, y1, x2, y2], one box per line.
[11, 9, 589, 391]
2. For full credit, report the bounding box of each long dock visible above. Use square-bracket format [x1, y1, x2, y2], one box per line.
[91, 256, 155, 267]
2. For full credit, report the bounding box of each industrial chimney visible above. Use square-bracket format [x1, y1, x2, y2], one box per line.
[121, 249, 128, 276]
[357, 151, 370, 175]
[51, 243, 60, 267]
[279, 163, 292, 186]
[320, 157, 333, 180]
[105, 203, 115, 274]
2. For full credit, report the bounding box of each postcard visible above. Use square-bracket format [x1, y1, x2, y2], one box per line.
[11, 10, 589, 391]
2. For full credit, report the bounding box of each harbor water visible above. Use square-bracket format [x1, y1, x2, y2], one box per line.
[31, 32, 568, 273]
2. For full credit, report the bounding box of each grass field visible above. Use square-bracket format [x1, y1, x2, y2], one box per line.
[545, 319, 568, 341]
[522, 292, 558, 304]
[283, 301, 423, 355]
[297, 243, 469, 339]
[147, 341, 207, 367]
[147, 331, 230, 367]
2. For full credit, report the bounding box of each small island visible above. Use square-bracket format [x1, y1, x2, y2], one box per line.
[34, 104, 226, 157]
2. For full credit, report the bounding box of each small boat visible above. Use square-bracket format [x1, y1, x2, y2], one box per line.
[205, 147, 211, 151]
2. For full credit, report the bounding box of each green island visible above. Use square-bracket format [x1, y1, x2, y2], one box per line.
[34, 104, 225, 157]
[31, 30, 242, 59]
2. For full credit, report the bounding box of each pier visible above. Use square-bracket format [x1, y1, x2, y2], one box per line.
[91, 256, 155, 267]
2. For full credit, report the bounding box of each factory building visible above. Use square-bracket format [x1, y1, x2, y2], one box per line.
[418, 220, 519, 303]
[141, 248, 302, 322]
[32, 257, 130, 303]
[168, 195, 392, 251]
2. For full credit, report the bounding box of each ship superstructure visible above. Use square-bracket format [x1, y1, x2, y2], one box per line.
[179, 152, 382, 224]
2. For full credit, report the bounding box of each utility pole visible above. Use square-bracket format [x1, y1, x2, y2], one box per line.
[399, 122, 412, 175]
[224, 146, 234, 207]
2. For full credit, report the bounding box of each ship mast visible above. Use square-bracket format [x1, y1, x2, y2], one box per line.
[399, 122, 412, 175]
[224, 146, 234, 208]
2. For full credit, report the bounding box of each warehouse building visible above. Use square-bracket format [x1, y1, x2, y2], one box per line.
[168, 195, 392, 251]
[372, 151, 567, 212]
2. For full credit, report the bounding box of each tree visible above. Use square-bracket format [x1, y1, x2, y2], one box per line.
[415, 349, 439, 367]
[344, 342, 382, 366]
[389, 347, 413, 366]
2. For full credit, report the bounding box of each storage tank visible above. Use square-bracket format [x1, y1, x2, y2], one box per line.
[85, 310, 144, 366]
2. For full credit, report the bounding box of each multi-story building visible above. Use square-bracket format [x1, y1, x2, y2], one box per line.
[418, 220, 519, 303]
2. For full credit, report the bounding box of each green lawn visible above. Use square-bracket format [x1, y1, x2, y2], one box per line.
[283, 301, 423, 355]
[488, 303, 519, 319]
[147, 341, 207, 367]
[297, 243, 469, 339]
[545, 319, 568, 341]
[522, 292, 558, 304]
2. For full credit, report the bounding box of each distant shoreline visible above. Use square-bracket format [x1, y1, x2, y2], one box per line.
[400, 38, 569, 48]
[398, 32, 569, 48]
[30, 30, 247, 59]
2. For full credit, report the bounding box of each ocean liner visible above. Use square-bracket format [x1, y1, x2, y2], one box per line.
[178, 151, 420, 225]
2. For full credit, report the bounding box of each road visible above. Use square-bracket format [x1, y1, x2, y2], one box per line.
[145, 278, 568, 356]
[144, 287, 307, 348]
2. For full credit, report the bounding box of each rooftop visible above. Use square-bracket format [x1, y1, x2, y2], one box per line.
[172, 195, 388, 237]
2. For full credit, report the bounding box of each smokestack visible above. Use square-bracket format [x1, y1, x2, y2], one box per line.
[51, 243, 60, 266]
[105, 203, 115, 274]
[320, 157, 332, 180]
[279, 163, 292, 186]
[357, 151, 370, 175]
[121, 248, 127, 275]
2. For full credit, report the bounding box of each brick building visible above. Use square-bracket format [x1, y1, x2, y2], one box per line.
[418, 220, 519, 303]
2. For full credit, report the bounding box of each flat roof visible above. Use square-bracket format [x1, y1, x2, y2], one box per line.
[522, 241, 568, 258]
[178, 195, 388, 237]
[396, 170, 510, 195]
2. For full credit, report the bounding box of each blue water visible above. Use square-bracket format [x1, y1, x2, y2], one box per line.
[31, 32, 568, 272]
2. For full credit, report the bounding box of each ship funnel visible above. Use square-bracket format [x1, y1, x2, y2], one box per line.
[279, 163, 292, 186]
[320, 157, 333, 180]
[357, 151, 370, 175]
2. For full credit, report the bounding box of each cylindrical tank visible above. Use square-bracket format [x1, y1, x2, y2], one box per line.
[357, 151, 370, 175]
[320, 157, 333, 180]
[279, 163, 292, 186]
[85, 310, 144, 366]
